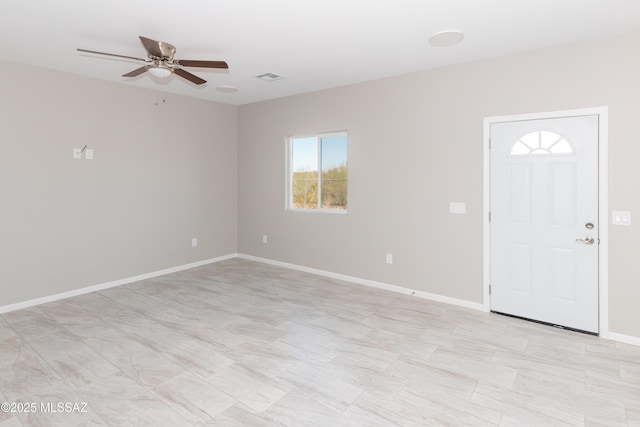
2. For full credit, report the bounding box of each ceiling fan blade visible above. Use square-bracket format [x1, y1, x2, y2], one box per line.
[174, 59, 229, 69]
[77, 48, 146, 62]
[139, 36, 175, 59]
[122, 66, 150, 77]
[173, 68, 206, 85]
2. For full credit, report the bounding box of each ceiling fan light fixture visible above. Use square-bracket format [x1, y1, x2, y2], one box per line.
[148, 66, 172, 79]
[429, 31, 464, 47]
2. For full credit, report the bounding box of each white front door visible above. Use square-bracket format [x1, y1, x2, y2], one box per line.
[490, 115, 599, 333]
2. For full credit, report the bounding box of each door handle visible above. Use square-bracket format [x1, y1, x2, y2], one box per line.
[576, 237, 595, 245]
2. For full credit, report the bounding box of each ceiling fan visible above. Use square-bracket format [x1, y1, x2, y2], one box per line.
[77, 36, 228, 85]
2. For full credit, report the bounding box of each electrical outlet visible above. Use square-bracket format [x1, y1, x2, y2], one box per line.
[85, 149, 94, 160]
[386, 253, 393, 264]
[192, 238, 198, 247]
[262, 235, 268, 244]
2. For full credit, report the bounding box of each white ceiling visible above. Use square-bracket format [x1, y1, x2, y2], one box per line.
[2, 0, 640, 106]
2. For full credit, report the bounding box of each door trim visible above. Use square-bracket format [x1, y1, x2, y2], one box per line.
[483, 107, 609, 336]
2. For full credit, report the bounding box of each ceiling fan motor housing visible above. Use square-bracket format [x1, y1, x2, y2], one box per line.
[155, 41, 176, 60]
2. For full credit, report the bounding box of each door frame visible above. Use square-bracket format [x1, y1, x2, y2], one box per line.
[483, 107, 609, 336]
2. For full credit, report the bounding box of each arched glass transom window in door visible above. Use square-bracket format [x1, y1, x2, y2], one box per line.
[509, 130, 574, 156]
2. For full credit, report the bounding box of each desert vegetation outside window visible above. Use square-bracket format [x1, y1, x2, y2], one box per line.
[288, 132, 348, 212]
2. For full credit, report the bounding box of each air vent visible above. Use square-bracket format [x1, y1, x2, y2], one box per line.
[256, 72, 286, 82]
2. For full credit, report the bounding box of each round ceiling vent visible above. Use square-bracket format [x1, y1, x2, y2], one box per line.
[429, 31, 464, 47]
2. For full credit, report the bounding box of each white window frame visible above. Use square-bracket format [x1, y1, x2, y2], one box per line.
[286, 131, 348, 214]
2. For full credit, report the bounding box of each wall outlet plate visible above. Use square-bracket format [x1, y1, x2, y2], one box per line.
[612, 210, 631, 226]
[450, 202, 466, 214]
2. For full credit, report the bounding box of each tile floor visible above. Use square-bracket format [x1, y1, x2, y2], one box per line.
[0, 259, 639, 426]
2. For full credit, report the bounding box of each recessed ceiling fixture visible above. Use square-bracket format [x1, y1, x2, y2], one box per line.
[429, 31, 464, 47]
[216, 85, 238, 93]
[256, 72, 286, 82]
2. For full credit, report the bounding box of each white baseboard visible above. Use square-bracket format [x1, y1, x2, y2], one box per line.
[0, 253, 238, 314]
[601, 331, 640, 347]
[238, 254, 486, 312]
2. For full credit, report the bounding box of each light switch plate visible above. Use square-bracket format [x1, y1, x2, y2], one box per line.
[73, 148, 82, 159]
[612, 210, 631, 226]
[450, 202, 466, 214]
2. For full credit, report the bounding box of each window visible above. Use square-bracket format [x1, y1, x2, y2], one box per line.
[510, 130, 574, 156]
[288, 132, 348, 212]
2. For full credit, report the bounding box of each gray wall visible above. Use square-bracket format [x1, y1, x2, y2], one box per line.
[1, 60, 238, 307]
[238, 32, 640, 339]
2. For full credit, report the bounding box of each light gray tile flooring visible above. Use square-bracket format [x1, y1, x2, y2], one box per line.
[1, 259, 639, 426]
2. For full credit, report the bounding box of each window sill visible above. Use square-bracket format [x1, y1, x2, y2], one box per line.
[287, 208, 348, 215]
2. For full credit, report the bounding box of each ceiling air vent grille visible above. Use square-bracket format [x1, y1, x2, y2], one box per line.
[256, 72, 286, 82]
